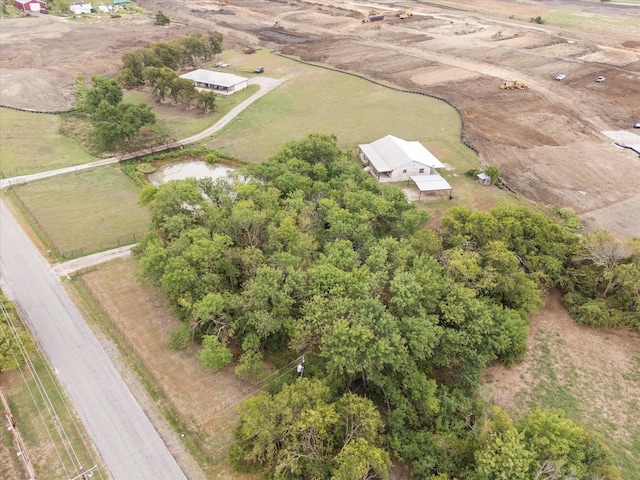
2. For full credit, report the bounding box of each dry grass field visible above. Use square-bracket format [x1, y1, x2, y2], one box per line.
[2, 0, 640, 478]
[75, 257, 259, 480]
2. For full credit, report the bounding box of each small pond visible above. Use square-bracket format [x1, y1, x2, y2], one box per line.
[148, 160, 234, 185]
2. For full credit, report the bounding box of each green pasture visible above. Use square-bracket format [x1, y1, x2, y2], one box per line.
[544, 9, 640, 36]
[0, 108, 98, 178]
[8, 166, 149, 257]
[124, 84, 259, 141]
[203, 52, 479, 172]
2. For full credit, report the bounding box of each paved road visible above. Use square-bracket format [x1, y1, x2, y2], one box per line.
[0, 199, 188, 480]
[0, 76, 287, 479]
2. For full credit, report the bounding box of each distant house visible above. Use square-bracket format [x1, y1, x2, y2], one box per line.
[13, 0, 46, 11]
[70, 2, 92, 13]
[179, 69, 249, 95]
[359, 134, 452, 199]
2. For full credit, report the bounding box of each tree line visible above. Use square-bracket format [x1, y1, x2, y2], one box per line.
[72, 31, 226, 153]
[135, 133, 635, 478]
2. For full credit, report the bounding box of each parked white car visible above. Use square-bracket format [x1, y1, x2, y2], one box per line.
[596, 76, 606, 82]
[555, 74, 566, 81]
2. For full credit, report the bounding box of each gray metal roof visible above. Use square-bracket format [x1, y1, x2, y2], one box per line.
[179, 69, 248, 88]
[410, 175, 452, 192]
[358, 135, 445, 173]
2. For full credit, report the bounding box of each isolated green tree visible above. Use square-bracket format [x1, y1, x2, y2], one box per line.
[196, 90, 217, 112]
[75, 76, 123, 112]
[90, 101, 156, 151]
[484, 165, 500, 183]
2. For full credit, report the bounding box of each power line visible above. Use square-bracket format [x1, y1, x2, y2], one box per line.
[0, 301, 71, 479]
[194, 355, 304, 428]
[0, 298, 105, 479]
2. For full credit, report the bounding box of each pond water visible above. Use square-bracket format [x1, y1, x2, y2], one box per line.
[148, 160, 234, 185]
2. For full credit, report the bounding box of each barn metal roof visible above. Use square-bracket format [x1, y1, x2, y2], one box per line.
[358, 135, 445, 173]
[179, 69, 248, 88]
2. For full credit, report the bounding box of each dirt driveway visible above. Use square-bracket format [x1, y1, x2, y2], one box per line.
[1, 0, 640, 239]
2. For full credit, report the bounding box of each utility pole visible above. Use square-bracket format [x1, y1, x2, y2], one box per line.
[296, 355, 305, 378]
[68, 464, 99, 480]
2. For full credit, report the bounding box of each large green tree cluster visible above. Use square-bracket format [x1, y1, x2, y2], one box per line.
[230, 378, 391, 479]
[117, 32, 223, 88]
[136, 133, 626, 478]
[472, 407, 619, 480]
[564, 232, 640, 330]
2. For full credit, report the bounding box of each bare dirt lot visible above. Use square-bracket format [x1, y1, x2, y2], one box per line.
[2, 0, 640, 240]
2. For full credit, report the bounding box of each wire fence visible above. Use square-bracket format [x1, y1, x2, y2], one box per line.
[9, 188, 58, 255]
[9, 187, 146, 259]
[273, 52, 479, 155]
[74, 274, 221, 463]
[58, 232, 146, 259]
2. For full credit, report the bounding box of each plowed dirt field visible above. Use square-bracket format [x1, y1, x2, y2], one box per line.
[2, 0, 639, 239]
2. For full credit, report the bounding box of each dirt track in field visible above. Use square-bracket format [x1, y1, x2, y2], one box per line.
[2, 0, 639, 240]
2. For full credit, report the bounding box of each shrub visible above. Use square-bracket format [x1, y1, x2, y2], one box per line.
[154, 10, 170, 26]
[555, 207, 582, 232]
[136, 163, 157, 174]
[569, 299, 614, 328]
[204, 153, 220, 165]
[484, 165, 500, 183]
[168, 323, 192, 349]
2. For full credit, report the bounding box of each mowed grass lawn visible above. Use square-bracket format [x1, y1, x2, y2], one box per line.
[0, 108, 98, 177]
[10, 166, 149, 256]
[203, 52, 478, 169]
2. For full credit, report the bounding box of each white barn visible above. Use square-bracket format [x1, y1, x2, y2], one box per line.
[359, 135, 452, 199]
[358, 135, 445, 181]
[179, 69, 249, 95]
[70, 2, 92, 13]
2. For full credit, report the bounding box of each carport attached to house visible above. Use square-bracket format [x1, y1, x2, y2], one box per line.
[410, 175, 453, 200]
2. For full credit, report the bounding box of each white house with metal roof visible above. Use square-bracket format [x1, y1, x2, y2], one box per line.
[358, 135, 452, 199]
[179, 69, 249, 95]
[358, 135, 445, 181]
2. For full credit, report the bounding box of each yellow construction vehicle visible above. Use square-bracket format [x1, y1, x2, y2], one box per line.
[397, 8, 412, 19]
[363, 10, 384, 22]
[500, 80, 528, 90]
